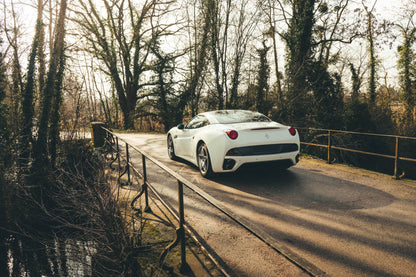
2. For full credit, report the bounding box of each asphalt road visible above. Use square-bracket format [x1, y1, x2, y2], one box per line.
[117, 133, 416, 277]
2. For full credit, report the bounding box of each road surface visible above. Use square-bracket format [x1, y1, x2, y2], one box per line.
[117, 133, 416, 277]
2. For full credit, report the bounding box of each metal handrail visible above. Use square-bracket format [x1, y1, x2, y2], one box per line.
[102, 128, 231, 276]
[297, 127, 416, 179]
[100, 127, 325, 277]
[298, 127, 416, 140]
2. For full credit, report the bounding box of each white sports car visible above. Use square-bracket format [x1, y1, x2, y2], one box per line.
[167, 110, 300, 177]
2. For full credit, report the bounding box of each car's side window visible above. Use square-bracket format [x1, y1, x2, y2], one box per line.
[186, 115, 210, 129]
[199, 118, 210, 128]
[185, 116, 200, 129]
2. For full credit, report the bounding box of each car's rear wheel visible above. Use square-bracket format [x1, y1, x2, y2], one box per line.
[197, 143, 213, 178]
[167, 135, 177, 160]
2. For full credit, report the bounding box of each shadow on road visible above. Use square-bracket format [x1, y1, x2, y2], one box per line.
[200, 165, 416, 276]
[118, 133, 416, 276]
[208, 165, 395, 211]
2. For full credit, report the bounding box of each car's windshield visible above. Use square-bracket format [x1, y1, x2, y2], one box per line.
[211, 110, 271, 124]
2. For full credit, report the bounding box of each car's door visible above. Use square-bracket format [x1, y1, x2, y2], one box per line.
[175, 115, 209, 159]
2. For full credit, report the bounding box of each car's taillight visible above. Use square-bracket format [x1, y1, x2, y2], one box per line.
[226, 130, 238, 140]
[288, 127, 297, 136]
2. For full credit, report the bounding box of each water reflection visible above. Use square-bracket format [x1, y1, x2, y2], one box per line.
[6, 236, 96, 277]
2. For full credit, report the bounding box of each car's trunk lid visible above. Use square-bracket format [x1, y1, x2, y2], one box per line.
[221, 122, 296, 144]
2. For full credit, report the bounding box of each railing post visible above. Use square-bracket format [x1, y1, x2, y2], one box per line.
[142, 154, 151, 212]
[178, 181, 190, 273]
[126, 144, 131, 184]
[91, 122, 106, 147]
[393, 136, 399, 179]
[327, 130, 332, 164]
[159, 181, 189, 270]
[116, 137, 121, 178]
[115, 137, 121, 199]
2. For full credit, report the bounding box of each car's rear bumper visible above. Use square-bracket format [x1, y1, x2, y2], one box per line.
[213, 151, 299, 173]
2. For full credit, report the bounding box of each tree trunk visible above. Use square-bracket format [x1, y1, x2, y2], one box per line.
[284, 0, 315, 125]
[33, 0, 67, 167]
[49, 53, 66, 167]
[20, 0, 45, 166]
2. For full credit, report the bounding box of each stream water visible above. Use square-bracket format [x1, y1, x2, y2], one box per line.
[6, 236, 96, 276]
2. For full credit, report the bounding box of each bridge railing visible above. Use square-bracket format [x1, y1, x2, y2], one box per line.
[98, 127, 325, 277]
[101, 127, 213, 274]
[297, 127, 416, 179]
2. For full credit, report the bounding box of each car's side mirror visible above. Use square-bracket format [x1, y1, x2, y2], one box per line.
[177, 123, 185, 130]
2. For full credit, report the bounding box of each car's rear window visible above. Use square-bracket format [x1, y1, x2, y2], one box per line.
[212, 110, 271, 124]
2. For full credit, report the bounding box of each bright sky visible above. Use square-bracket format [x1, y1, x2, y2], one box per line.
[372, 0, 414, 85]
[3, 0, 414, 88]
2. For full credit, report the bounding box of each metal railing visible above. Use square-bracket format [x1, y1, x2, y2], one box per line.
[102, 128, 230, 276]
[297, 127, 416, 179]
[100, 127, 325, 277]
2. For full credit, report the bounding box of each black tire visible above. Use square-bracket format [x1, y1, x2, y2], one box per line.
[197, 142, 213, 178]
[167, 134, 177, 160]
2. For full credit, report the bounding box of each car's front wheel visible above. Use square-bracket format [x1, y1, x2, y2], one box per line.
[167, 134, 177, 160]
[197, 143, 213, 178]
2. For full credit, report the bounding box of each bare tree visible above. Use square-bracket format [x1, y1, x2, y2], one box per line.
[228, 0, 259, 108]
[71, 0, 173, 129]
[261, 0, 284, 108]
[314, 0, 359, 65]
[180, 0, 211, 116]
[202, 0, 259, 109]
[3, 1, 23, 135]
